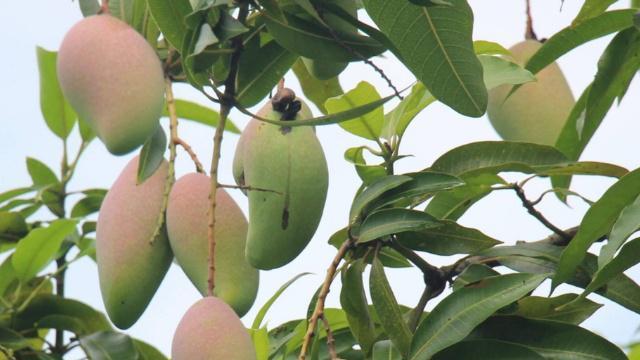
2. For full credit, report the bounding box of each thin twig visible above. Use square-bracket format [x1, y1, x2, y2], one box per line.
[218, 183, 282, 194]
[174, 137, 205, 173]
[320, 314, 339, 360]
[525, 0, 538, 40]
[299, 238, 353, 359]
[511, 183, 571, 241]
[206, 3, 249, 297]
[408, 286, 432, 332]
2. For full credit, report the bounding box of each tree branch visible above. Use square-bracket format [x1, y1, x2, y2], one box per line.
[174, 137, 204, 173]
[510, 183, 571, 241]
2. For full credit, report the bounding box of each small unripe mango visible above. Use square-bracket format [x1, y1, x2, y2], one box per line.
[234, 100, 329, 269]
[166, 173, 259, 316]
[487, 40, 575, 145]
[172, 297, 257, 360]
[57, 15, 165, 155]
[96, 156, 173, 329]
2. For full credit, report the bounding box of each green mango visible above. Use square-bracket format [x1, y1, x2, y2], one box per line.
[172, 297, 257, 360]
[96, 156, 173, 329]
[234, 100, 329, 269]
[166, 173, 259, 316]
[57, 15, 165, 155]
[487, 40, 575, 145]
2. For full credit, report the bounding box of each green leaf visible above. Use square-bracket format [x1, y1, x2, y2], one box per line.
[600, 194, 640, 266]
[469, 316, 626, 360]
[250, 327, 269, 360]
[292, 59, 343, 114]
[409, 273, 547, 360]
[256, 0, 285, 22]
[80, 331, 139, 360]
[36, 47, 77, 139]
[363, 0, 487, 117]
[553, 168, 640, 289]
[163, 99, 240, 133]
[539, 161, 628, 178]
[78, 115, 97, 142]
[370, 257, 412, 356]
[430, 141, 569, 176]
[573, 0, 618, 25]
[326, 82, 384, 140]
[583, 237, 640, 301]
[426, 173, 505, 220]
[369, 171, 464, 210]
[397, 220, 501, 256]
[432, 339, 545, 360]
[0, 188, 35, 205]
[250, 91, 396, 127]
[15, 295, 111, 335]
[263, 12, 385, 62]
[524, 10, 636, 76]
[215, 11, 249, 41]
[0, 327, 30, 350]
[372, 340, 403, 360]
[252, 272, 311, 329]
[451, 264, 499, 290]
[0, 212, 28, 244]
[344, 146, 388, 185]
[236, 41, 297, 107]
[133, 339, 168, 360]
[79, 0, 101, 17]
[340, 260, 376, 353]
[357, 209, 441, 243]
[0, 256, 16, 298]
[137, 126, 167, 185]
[381, 82, 436, 140]
[473, 40, 510, 56]
[146, 0, 192, 50]
[26, 158, 58, 186]
[512, 294, 601, 324]
[378, 247, 412, 268]
[349, 175, 413, 223]
[12, 219, 77, 282]
[479, 55, 535, 90]
[70, 193, 105, 218]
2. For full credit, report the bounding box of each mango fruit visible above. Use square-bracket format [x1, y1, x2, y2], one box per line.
[57, 14, 165, 155]
[487, 40, 575, 145]
[96, 156, 172, 329]
[234, 100, 329, 269]
[166, 173, 259, 316]
[172, 297, 257, 360]
[301, 0, 357, 80]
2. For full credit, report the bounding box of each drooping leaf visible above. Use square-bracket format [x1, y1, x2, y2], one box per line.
[0, 188, 35, 205]
[162, 99, 240, 133]
[524, 10, 637, 76]
[479, 55, 535, 90]
[263, 12, 385, 62]
[363, 0, 487, 117]
[511, 294, 601, 324]
[36, 47, 77, 139]
[357, 209, 441, 243]
[554, 168, 640, 289]
[583, 237, 640, 302]
[146, 0, 192, 50]
[469, 316, 626, 360]
[397, 220, 501, 256]
[430, 141, 569, 176]
[370, 257, 412, 356]
[600, 194, 640, 266]
[292, 59, 343, 114]
[432, 339, 545, 360]
[326, 82, 384, 140]
[137, 126, 167, 185]
[340, 260, 376, 353]
[409, 273, 547, 360]
[80, 331, 139, 360]
[236, 41, 297, 107]
[12, 219, 77, 282]
[252, 272, 311, 329]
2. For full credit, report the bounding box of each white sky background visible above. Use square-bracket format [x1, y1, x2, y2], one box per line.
[1, 0, 639, 355]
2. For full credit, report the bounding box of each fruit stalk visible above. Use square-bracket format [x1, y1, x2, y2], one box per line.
[206, 1, 249, 297]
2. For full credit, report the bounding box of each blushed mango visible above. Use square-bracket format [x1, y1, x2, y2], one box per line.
[234, 100, 329, 269]
[166, 173, 259, 316]
[96, 156, 172, 329]
[172, 297, 256, 360]
[487, 40, 575, 145]
[57, 15, 165, 155]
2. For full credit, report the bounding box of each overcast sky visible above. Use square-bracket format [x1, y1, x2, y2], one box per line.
[1, 0, 639, 355]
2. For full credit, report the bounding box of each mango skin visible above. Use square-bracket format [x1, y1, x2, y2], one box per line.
[487, 40, 575, 145]
[301, 0, 357, 80]
[166, 173, 259, 316]
[96, 156, 173, 329]
[234, 101, 329, 269]
[172, 297, 257, 360]
[57, 15, 165, 155]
